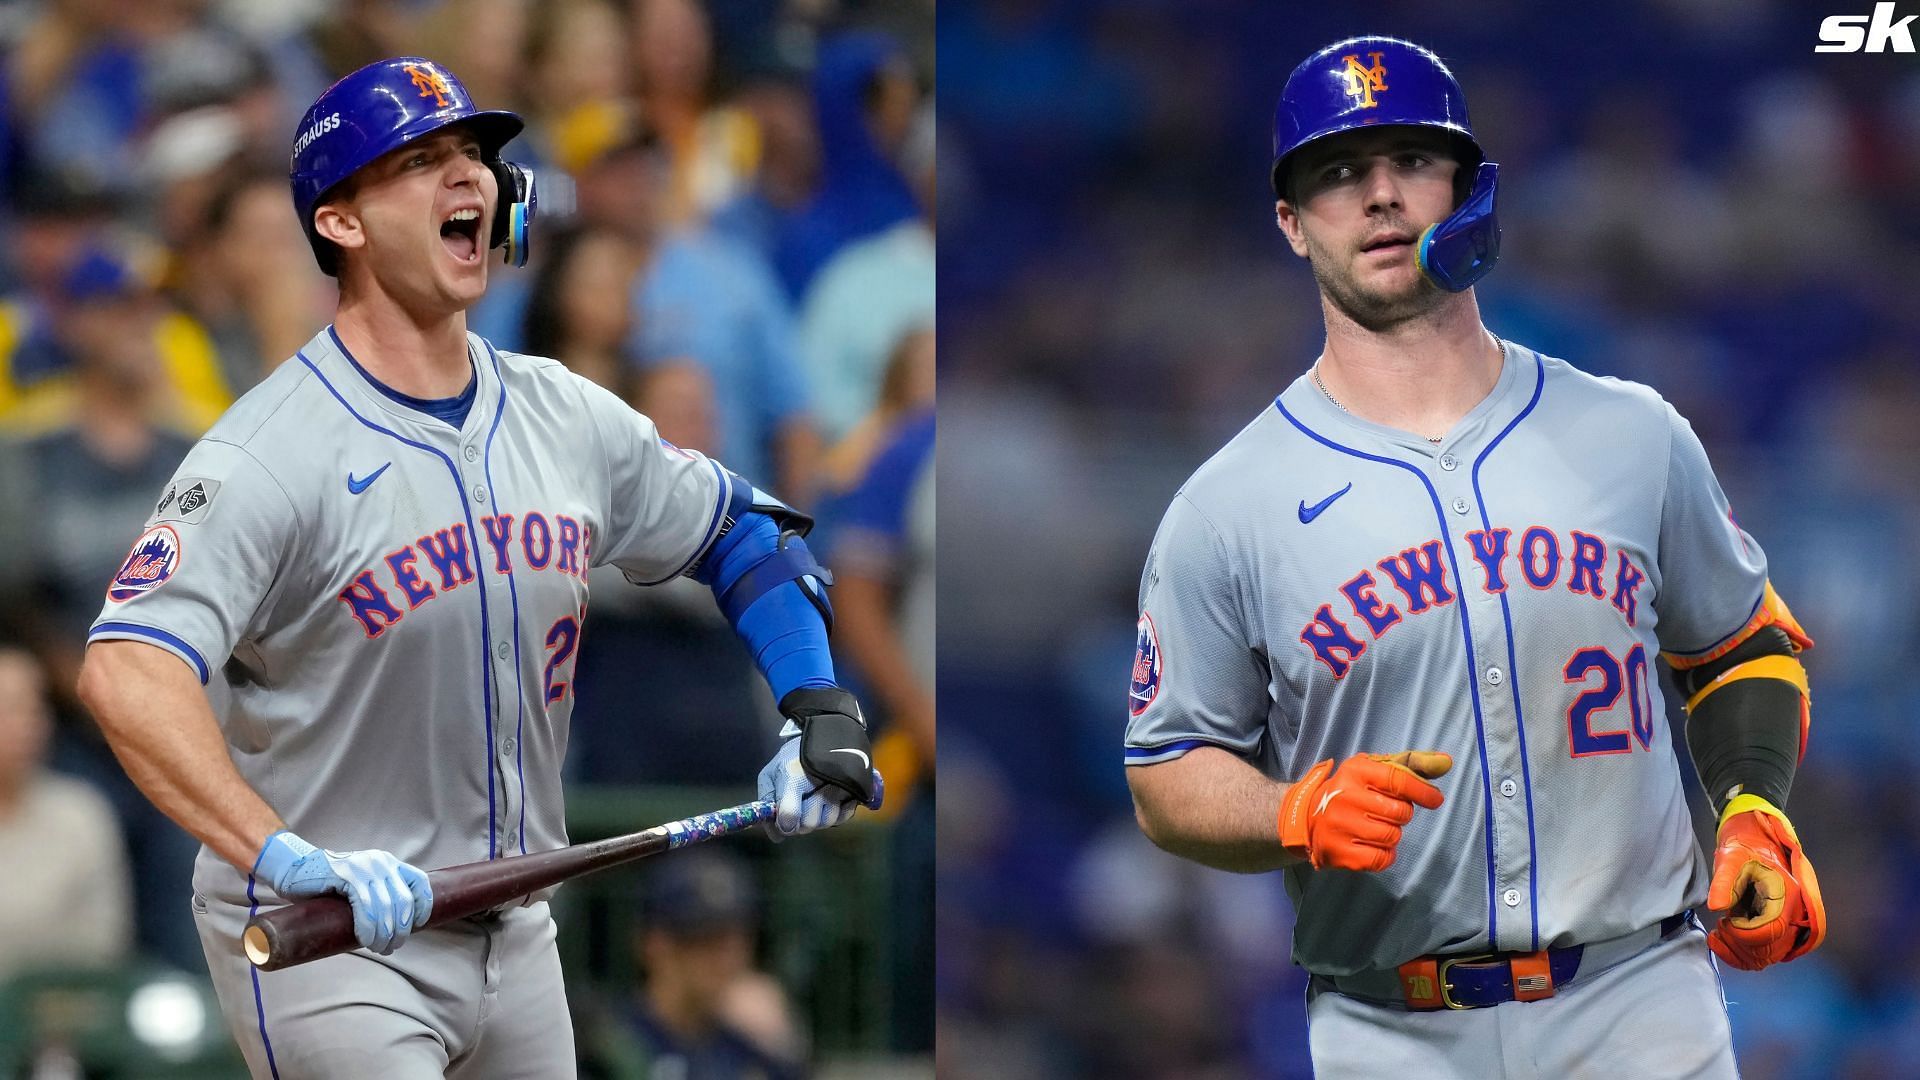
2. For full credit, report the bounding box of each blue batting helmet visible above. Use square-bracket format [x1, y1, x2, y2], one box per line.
[1270, 37, 1500, 292]
[289, 57, 533, 276]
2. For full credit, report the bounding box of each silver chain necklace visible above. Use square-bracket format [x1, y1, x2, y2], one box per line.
[1312, 363, 1446, 444]
[1312, 334, 1502, 445]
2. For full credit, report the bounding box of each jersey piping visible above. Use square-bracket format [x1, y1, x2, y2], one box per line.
[296, 348, 504, 859]
[92, 621, 211, 684]
[1468, 348, 1548, 949]
[479, 340, 530, 855]
[332, 326, 478, 429]
[1124, 738, 1219, 762]
[1273, 395, 1503, 944]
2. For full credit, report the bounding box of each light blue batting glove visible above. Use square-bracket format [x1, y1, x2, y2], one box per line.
[757, 737, 882, 836]
[253, 831, 435, 955]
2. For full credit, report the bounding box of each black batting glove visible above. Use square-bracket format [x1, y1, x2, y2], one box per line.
[779, 687, 878, 807]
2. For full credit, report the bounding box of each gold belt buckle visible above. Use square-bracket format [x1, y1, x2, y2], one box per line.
[1437, 952, 1503, 1010]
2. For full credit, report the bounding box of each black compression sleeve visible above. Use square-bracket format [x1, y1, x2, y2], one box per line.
[1675, 627, 1802, 814]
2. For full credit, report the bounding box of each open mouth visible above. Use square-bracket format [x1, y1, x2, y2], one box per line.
[440, 208, 483, 263]
[1362, 235, 1414, 255]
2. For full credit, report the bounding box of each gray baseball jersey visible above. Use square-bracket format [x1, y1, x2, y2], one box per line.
[1124, 339, 1770, 977]
[90, 325, 731, 906]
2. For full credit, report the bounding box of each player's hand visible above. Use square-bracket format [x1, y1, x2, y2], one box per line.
[1277, 750, 1451, 872]
[759, 687, 883, 836]
[1705, 796, 1825, 971]
[253, 831, 434, 955]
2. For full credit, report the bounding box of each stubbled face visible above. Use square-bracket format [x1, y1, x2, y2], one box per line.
[317, 127, 499, 314]
[1276, 127, 1461, 332]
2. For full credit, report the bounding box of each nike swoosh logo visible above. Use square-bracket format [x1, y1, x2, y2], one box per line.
[1298, 482, 1353, 524]
[347, 463, 392, 495]
[831, 748, 871, 769]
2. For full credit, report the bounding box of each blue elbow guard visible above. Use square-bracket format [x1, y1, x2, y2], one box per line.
[694, 472, 834, 629]
[718, 537, 834, 629]
[693, 476, 837, 700]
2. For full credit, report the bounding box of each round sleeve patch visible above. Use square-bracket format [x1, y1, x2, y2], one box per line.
[107, 524, 183, 603]
[1129, 612, 1162, 716]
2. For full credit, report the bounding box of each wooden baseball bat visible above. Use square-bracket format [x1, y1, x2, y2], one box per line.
[244, 798, 779, 971]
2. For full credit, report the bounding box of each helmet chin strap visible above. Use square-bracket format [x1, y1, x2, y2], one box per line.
[1416, 161, 1501, 292]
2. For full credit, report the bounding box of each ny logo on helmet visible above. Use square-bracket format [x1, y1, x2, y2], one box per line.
[405, 63, 454, 107]
[1340, 52, 1389, 108]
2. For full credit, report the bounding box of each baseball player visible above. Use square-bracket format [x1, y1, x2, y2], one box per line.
[1124, 37, 1822, 1077]
[73, 57, 878, 1079]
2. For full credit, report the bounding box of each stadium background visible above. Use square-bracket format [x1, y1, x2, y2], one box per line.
[0, 0, 932, 1075]
[938, 2, 1920, 1078]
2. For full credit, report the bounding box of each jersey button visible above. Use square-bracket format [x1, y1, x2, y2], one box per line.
[473, 485, 488, 504]
[502, 738, 516, 754]
[464, 445, 479, 462]
[1439, 454, 1458, 471]
[1499, 778, 1517, 798]
[496, 641, 510, 659]
[1503, 888, 1520, 907]
[1450, 497, 1469, 514]
[1486, 666, 1504, 686]
[507, 831, 518, 847]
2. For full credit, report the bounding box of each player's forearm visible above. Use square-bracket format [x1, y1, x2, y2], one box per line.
[1673, 626, 1806, 814]
[77, 640, 285, 872]
[1127, 746, 1305, 873]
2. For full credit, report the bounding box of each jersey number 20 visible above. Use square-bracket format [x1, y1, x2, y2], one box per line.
[1563, 644, 1656, 756]
[543, 614, 582, 705]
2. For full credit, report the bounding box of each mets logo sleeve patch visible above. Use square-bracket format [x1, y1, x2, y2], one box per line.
[89, 433, 298, 689]
[1129, 612, 1163, 716]
[107, 524, 183, 602]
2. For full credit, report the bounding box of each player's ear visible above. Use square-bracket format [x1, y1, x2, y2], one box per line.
[312, 200, 366, 256]
[1275, 198, 1309, 258]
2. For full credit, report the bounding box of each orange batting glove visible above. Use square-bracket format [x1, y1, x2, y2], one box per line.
[1277, 751, 1451, 872]
[1706, 795, 1826, 971]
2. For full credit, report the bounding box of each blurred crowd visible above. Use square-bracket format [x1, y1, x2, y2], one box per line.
[0, 0, 932, 1073]
[938, 2, 1920, 1078]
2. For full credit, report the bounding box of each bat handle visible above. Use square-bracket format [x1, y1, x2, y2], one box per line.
[245, 784, 883, 970]
[662, 799, 777, 849]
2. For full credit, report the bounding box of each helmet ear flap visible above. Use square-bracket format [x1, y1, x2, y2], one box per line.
[489, 160, 529, 263]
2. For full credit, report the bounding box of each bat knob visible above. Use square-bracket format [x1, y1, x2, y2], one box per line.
[864, 769, 885, 811]
[243, 923, 273, 967]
